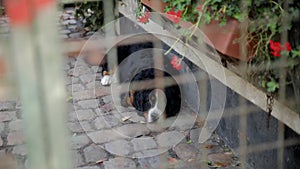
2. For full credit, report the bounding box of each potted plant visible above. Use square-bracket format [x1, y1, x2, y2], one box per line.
[137, 0, 300, 110]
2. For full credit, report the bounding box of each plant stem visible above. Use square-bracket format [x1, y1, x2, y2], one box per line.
[164, 38, 180, 55]
[164, 2, 209, 59]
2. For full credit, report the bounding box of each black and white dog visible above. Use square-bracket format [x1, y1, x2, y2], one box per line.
[123, 68, 181, 122]
[99, 42, 181, 122]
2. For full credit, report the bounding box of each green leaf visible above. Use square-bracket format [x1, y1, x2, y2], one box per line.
[292, 48, 300, 58]
[207, 160, 213, 166]
[261, 80, 266, 88]
[186, 140, 192, 144]
[267, 80, 279, 92]
[218, 20, 226, 27]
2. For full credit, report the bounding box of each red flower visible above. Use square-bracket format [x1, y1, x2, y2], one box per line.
[170, 55, 182, 70]
[269, 40, 292, 57]
[166, 10, 182, 23]
[284, 42, 292, 51]
[269, 40, 281, 57]
[138, 11, 150, 24]
[196, 5, 203, 12]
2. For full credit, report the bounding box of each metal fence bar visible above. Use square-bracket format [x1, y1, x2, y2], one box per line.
[33, 2, 71, 169]
[6, 0, 71, 169]
[10, 25, 49, 169]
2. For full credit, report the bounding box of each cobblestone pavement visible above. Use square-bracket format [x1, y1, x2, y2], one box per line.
[0, 8, 243, 169]
[0, 60, 242, 168]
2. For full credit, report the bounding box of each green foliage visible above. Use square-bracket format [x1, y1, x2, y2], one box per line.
[292, 47, 300, 59]
[163, 0, 199, 22]
[160, 0, 300, 94]
[75, 1, 104, 31]
[266, 79, 279, 92]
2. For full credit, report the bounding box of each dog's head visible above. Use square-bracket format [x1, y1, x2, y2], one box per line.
[121, 89, 167, 123]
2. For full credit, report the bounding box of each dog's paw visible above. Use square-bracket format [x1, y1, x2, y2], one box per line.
[101, 75, 112, 86]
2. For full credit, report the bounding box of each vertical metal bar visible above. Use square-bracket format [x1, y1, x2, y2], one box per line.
[103, 0, 118, 82]
[238, 0, 249, 167]
[33, 2, 71, 169]
[277, 1, 289, 168]
[7, 0, 71, 169]
[11, 27, 49, 169]
[238, 98, 247, 168]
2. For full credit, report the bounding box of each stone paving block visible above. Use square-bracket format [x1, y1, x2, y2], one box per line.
[103, 157, 136, 169]
[70, 134, 90, 149]
[67, 19, 76, 24]
[146, 123, 168, 133]
[68, 122, 84, 133]
[189, 128, 201, 143]
[77, 100, 99, 109]
[80, 74, 95, 84]
[132, 148, 167, 158]
[83, 144, 108, 163]
[9, 120, 24, 132]
[86, 82, 95, 89]
[102, 96, 112, 104]
[72, 150, 85, 167]
[173, 160, 203, 169]
[77, 166, 100, 169]
[95, 87, 111, 98]
[7, 131, 25, 145]
[69, 32, 82, 39]
[68, 25, 77, 31]
[12, 145, 27, 156]
[88, 130, 123, 144]
[0, 111, 17, 122]
[100, 103, 114, 112]
[173, 143, 198, 161]
[93, 115, 119, 130]
[73, 90, 96, 101]
[68, 84, 85, 92]
[0, 123, 4, 133]
[71, 66, 92, 77]
[15, 101, 22, 110]
[65, 77, 79, 85]
[76, 109, 96, 121]
[131, 137, 157, 152]
[138, 155, 169, 169]
[95, 108, 106, 116]
[207, 152, 235, 167]
[115, 124, 150, 138]
[156, 131, 185, 148]
[105, 139, 132, 156]
[60, 29, 71, 34]
[64, 63, 71, 71]
[68, 111, 78, 122]
[171, 114, 196, 131]
[61, 34, 69, 39]
[80, 121, 95, 132]
[0, 101, 16, 111]
[118, 111, 145, 123]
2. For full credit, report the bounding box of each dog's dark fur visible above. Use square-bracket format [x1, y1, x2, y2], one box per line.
[101, 41, 181, 121]
[101, 42, 153, 76]
[129, 68, 181, 119]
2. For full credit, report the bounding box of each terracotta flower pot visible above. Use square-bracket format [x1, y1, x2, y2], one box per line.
[141, 0, 254, 61]
[141, 0, 166, 13]
[201, 19, 254, 61]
